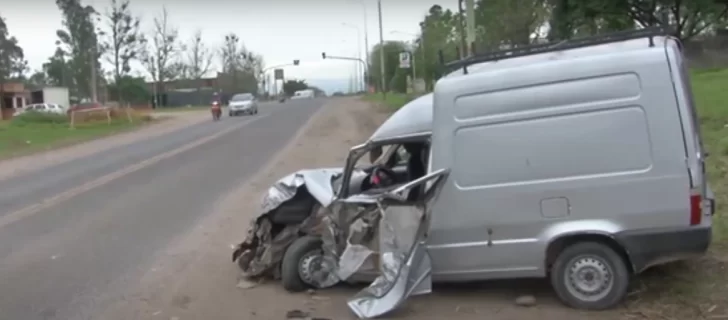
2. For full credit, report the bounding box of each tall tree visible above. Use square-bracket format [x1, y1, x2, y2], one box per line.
[42, 46, 70, 87]
[186, 29, 213, 103]
[102, 0, 143, 103]
[219, 33, 263, 94]
[0, 14, 27, 108]
[140, 6, 181, 106]
[547, 0, 727, 41]
[186, 30, 213, 83]
[56, 0, 102, 101]
[368, 41, 408, 93]
[473, 0, 549, 48]
[413, 5, 460, 89]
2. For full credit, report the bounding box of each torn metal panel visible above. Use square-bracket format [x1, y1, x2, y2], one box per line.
[345, 169, 449, 319]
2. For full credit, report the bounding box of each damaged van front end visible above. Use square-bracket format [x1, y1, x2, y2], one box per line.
[232, 93, 441, 318]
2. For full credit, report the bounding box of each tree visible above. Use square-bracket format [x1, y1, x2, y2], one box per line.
[102, 0, 143, 103]
[28, 71, 49, 86]
[282, 79, 308, 96]
[140, 6, 181, 106]
[106, 75, 150, 104]
[547, 0, 728, 41]
[474, 0, 549, 48]
[219, 33, 263, 94]
[185, 29, 213, 103]
[368, 41, 408, 92]
[0, 14, 27, 108]
[56, 0, 102, 101]
[413, 5, 461, 89]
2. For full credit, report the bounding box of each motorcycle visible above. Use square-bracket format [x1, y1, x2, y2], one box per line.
[211, 101, 222, 121]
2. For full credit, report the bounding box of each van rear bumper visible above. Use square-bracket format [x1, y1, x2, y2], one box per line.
[615, 226, 712, 273]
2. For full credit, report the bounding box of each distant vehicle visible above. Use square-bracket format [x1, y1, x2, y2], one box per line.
[17, 103, 66, 116]
[290, 89, 314, 100]
[228, 93, 259, 116]
[67, 102, 104, 116]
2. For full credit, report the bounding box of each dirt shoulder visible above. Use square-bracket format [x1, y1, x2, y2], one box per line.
[98, 97, 628, 320]
[0, 111, 208, 181]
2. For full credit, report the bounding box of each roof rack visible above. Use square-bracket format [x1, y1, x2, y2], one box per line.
[444, 26, 671, 74]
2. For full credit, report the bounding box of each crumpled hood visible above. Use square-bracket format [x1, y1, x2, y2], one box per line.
[261, 168, 343, 213]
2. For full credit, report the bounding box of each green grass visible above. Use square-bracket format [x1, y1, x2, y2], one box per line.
[621, 69, 728, 318]
[0, 112, 149, 160]
[694, 69, 728, 243]
[363, 92, 420, 110]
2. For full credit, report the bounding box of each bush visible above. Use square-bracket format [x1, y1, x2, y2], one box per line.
[11, 111, 68, 126]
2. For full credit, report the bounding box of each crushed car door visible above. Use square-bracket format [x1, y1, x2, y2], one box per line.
[346, 168, 449, 319]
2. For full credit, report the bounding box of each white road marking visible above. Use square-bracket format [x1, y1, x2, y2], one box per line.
[0, 114, 269, 230]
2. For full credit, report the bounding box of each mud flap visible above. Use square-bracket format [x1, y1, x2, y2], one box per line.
[345, 169, 448, 319]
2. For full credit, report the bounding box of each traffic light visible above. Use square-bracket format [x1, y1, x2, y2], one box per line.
[321, 52, 326, 59]
[293, 59, 300, 66]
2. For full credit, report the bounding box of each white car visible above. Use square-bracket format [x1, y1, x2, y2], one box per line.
[228, 93, 259, 116]
[18, 103, 66, 115]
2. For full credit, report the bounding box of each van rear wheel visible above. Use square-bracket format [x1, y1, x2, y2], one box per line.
[550, 242, 630, 310]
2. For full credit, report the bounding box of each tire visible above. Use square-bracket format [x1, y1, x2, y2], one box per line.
[550, 242, 630, 310]
[281, 236, 323, 292]
[228, 112, 233, 117]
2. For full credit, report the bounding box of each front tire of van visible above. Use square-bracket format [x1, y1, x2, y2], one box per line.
[550, 242, 630, 310]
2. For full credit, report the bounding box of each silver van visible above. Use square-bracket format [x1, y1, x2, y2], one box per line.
[232, 28, 715, 318]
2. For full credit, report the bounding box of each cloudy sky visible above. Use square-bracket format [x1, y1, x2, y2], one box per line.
[2, 0, 457, 93]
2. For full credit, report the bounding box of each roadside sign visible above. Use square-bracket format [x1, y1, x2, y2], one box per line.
[398, 52, 411, 69]
[274, 69, 284, 80]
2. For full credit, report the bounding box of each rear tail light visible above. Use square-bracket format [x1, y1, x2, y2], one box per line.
[690, 193, 702, 226]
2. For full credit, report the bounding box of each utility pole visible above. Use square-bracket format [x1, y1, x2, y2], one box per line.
[465, 0, 476, 55]
[362, 2, 371, 93]
[377, 0, 386, 98]
[90, 48, 98, 102]
[457, 0, 467, 59]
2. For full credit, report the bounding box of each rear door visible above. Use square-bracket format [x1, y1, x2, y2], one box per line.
[664, 39, 714, 218]
[346, 169, 449, 319]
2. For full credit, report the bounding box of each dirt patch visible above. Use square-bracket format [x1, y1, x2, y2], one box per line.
[0, 111, 208, 181]
[97, 97, 642, 320]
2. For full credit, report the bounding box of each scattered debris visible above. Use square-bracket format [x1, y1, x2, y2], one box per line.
[285, 309, 309, 319]
[454, 305, 479, 314]
[310, 295, 330, 301]
[235, 277, 259, 290]
[514, 295, 537, 307]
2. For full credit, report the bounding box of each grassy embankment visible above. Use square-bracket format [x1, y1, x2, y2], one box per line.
[0, 110, 152, 160]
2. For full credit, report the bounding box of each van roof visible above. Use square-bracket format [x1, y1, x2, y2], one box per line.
[367, 35, 671, 143]
[446, 36, 669, 78]
[369, 93, 433, 142]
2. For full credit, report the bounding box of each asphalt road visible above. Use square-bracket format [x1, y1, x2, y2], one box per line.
[0, 99, 324, 320]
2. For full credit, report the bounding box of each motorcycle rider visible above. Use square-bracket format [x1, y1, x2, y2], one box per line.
[211, 92, 223, 119]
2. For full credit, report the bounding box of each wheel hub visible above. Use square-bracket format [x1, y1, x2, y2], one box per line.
[298, 250, 339, 289]
[565, 256, 613, 302]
